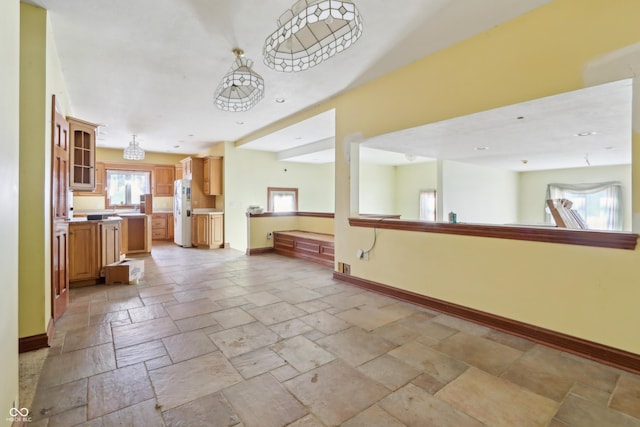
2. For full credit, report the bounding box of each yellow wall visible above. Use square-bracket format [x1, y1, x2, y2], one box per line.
[240, 0, 640, 354]
[224, 141, 334, 250]
[19, 5, 73, 339]
[248, 215, 334, 249]
[1, 0, 21, 422]
[19, 4, 50, 338]
[96, 147, 188, 165]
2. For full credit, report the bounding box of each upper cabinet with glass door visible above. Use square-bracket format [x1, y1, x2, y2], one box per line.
[67, 117, 98, 191]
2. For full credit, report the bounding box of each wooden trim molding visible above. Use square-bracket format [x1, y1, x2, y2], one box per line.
[246, 247, 274, 255]
[18, 318, 54, 353]
[349, 217, 638, 250]
[334, 272, 640, 374]
[248, 211, 334, 218]
[18, 334, 48, 353]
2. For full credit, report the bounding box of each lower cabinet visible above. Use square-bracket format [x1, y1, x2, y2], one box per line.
[69, 219, 122, 286]
[192, 213, 223, 249]
[151, 212, 174, 240]
[69, 222, 99, 282]
[101, 220, 121, 268]
[121, 215, 151, 254]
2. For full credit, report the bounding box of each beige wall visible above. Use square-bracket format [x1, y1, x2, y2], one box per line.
[240, 0, 640, 354]
[395, 161, 438, 220]
[224, 142, 334, 251]
[441, 160, 519, 224]
[359, 163, 396, 215]
[1, 0, 21, 422]
[248, 215, 334, 250]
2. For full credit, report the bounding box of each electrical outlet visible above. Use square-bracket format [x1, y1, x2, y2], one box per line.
[356, 249, 363, 259]
[266, 232, 273, 239]
[343, 263, 351, 275]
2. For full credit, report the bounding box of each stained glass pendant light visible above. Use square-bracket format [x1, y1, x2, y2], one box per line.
[214, 49, 265, 112]
[123, 134, 145, 160]
[263, 0, 363, 72]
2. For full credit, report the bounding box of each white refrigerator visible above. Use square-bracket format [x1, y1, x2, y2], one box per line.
[173, 179, 192, 247]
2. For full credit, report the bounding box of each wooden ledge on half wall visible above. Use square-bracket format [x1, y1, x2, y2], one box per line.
[247, 211, 334, 218]
[348, 217, 638, 250]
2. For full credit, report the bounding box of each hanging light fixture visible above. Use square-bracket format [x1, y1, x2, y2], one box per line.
[123, 134, 145, 160]
[214, 49, 265, 112]
[263, 0, 363, 72]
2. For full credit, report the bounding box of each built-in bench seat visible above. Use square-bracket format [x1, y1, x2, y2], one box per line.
[273, 230, 334, 268]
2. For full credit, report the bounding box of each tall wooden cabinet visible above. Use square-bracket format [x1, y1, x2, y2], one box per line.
[180, 157, 215, 209]
[67, 117, 98, 192]
[203, 156, 223, 196]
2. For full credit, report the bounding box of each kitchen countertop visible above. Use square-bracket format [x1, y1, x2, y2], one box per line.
[192, 209, 224, 214]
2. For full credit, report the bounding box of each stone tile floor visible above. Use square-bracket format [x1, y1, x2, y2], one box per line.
[22, 242, 640, 426]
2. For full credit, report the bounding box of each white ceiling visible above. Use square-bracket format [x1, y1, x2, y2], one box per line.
[361, 78, 633, 171]
[27, 0, 550, 155]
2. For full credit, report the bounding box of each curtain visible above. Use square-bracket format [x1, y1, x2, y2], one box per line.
[545, 181, 623, 231]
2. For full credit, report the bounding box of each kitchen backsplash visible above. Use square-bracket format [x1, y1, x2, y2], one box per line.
[73, 195, 173, 211]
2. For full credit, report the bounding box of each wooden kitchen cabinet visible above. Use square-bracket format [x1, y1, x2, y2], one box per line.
[121, 214, 152, 254]
[203, 156, 223, 195]
[76, 162, 104, 196]
[154, 165, 175, 197]
[167, 213, 174, 240]
[175, 164, 183, 180]
[180, 157, 215, 210]
[100, 220, 121, 268]
[69, 219, 123, 286]
[67, 116, 98, 192]
[192, 213, 224, 249]
[151, 212, 173, 240]
[69, 222, 99, 282]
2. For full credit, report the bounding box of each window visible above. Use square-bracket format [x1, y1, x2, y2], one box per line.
[268, 187, 298, 212]
[545, 182, 623, 231]
[419, 190, 437, 221]
[106, 170, 151, 208]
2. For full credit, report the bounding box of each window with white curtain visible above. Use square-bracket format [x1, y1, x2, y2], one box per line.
[268, 187, 298, 212]
[419, 190, 437, 221]
[545, 182, 623, 231]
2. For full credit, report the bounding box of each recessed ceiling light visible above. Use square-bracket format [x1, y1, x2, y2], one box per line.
[474, 146, 489, 151]
[574, 131, 597, 136]
[173, 145, 180, 149]
[604, 146, 614, 150]
[188, 134, 194, 137]
[516, 116, 524, 120]
[275, 98, 285, 103]
[236, 121, 244, 125]
[295, 137, 302, 140]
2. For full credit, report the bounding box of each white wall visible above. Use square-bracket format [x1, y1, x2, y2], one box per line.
[442, 160, 519, 224]
[518, 164, 633, 230]
[395, 161, 438, 219]
[359, 163, 396, 215]
[224, 142, 335, 251]
[0, 0, 21, 422]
